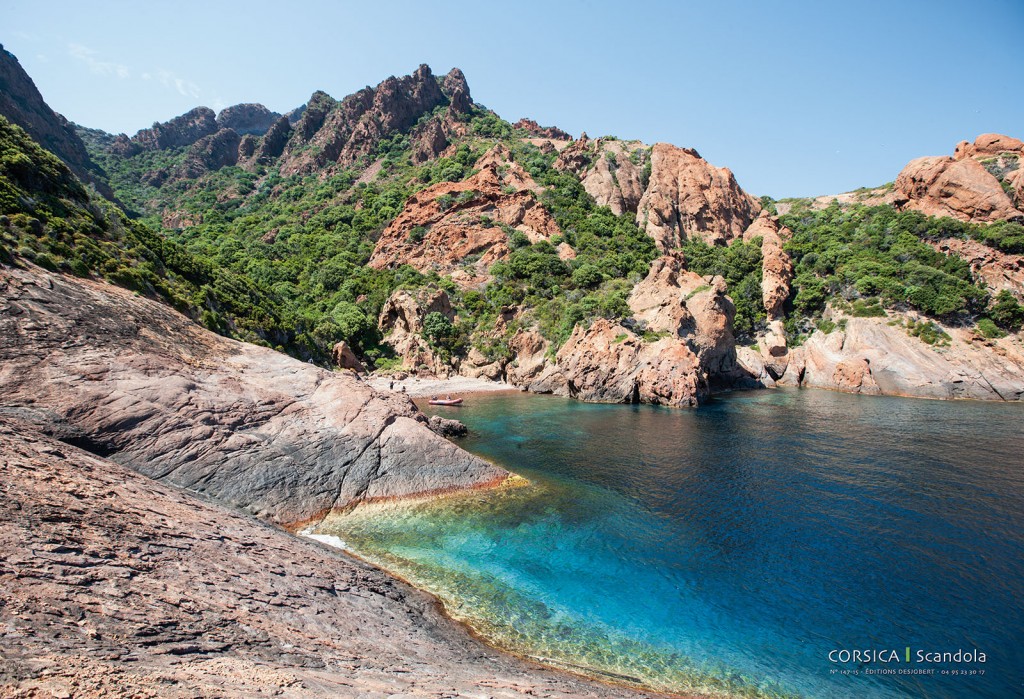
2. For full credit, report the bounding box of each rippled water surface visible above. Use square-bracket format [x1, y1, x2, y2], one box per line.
[320, 389, 1024, 698]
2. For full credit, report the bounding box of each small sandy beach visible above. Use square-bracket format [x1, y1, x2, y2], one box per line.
[367, 374, 521, 398]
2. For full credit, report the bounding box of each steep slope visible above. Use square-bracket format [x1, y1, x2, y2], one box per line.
[0, 43, 111, 197]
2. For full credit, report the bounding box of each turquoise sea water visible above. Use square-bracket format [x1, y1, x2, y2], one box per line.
[319, 389, 1024, 698]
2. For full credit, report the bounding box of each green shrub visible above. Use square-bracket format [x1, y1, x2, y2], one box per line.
[976, 318, 1006, 339]
[989, 290, 1024, 331]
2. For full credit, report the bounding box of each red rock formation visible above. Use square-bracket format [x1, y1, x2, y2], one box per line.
[514, 118, 571, 140]
[893, 156, 1022, 223]
[379, 288, 455, 375]
[954, 133, 1024, 160]
[627, 255, 741, 383]
[772, 315, 1024, 400]
[254, 115, 292, 163]
[129, 106, 219, 151]
[1008, 167, 1024, 209]
[552, 133, 593, 171]
[279, 65, 471, 176]
[743, 212, 793, 321]
[542, 319, 705, 407]
[332, 340, 366, 372]
[636, 143, 761, 250]
[369, 145, 560, 282]
[173, 127, 241, 179]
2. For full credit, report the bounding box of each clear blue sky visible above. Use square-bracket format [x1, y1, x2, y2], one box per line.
[6, 0, 1023, 198]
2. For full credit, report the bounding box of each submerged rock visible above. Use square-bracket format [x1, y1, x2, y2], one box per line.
[428, 415, 468, 438]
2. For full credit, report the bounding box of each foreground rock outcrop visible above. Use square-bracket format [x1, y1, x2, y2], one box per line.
[0, 415, 663, 698]
[0, 264, 507, 528]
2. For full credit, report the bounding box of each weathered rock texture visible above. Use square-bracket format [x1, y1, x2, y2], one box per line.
[637, 143, 761, 250]
[369, 145, 560, 284]
[552, 137, 650, 216]
[893, 155, 1022, 223]
[0, 44, 112, 197]
[953, 133, 1024, 161]
[514, 118, 571, 140]
[0, 416, 664, 698]
[743, 213, 793, 321]
[174, 127, 242, 179]
[627, 255, 744, 385]
[216, 103, 282, 135]
[531, 318, 705, 407]
[760, 316, 1024, 401]
[0, 264, 507, 528]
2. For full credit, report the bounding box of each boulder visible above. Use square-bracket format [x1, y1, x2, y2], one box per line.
[893, 155, 1022, 223]
[332, 340, 366, 373]
[428, 415, 468, 438]
[953, 133, 1024, 160]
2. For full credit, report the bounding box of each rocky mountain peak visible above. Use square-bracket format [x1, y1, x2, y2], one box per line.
[441, 67, 472, 114]
[215, 103, 281, 135]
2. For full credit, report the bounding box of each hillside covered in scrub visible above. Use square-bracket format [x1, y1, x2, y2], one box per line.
[3, 43, 1023, 404]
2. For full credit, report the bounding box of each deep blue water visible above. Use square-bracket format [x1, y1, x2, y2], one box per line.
[319, 389, 1024, 698]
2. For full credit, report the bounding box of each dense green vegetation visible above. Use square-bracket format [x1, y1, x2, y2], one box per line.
[0, 115, 292, 346]
[779, 204, 994, 335]
[681, 237, 764, 338]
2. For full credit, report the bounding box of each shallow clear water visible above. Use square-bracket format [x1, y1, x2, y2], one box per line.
[320, 389, 1024, 698]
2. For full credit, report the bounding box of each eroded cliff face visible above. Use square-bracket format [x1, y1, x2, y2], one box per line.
[0, 43, 112, 197]
[278, 65, 471, 176]
[637, 143, 762, 251]
[369, 145, 559, 285]
[0, 265, 507, 528]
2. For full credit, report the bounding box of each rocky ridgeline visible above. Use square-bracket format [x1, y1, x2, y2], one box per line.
[0, 264, 508, 529]
[103, 64, 473, 189]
